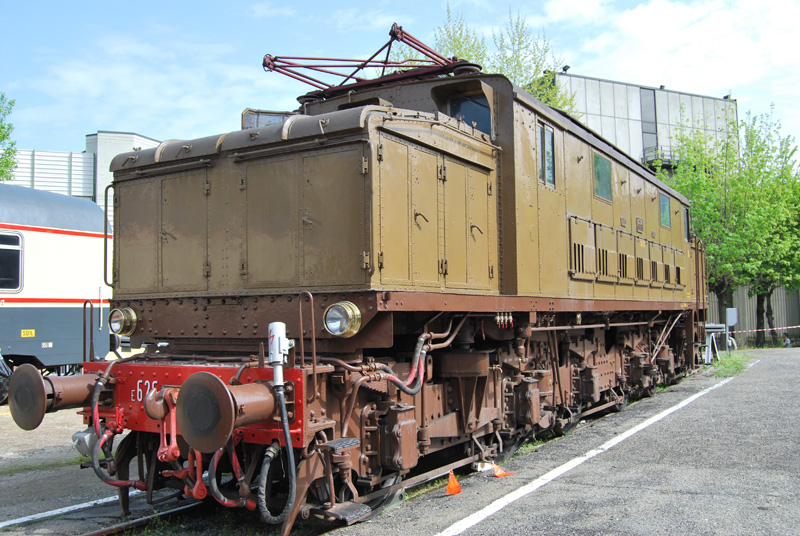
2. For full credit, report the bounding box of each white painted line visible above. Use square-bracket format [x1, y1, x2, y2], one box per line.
[0, 490, 143, 529]
[436, 377, 734, 536]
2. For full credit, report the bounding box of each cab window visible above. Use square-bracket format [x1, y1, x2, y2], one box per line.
[449, 93, 491, 135]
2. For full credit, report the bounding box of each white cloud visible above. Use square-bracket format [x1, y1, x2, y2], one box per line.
[330, 8, 401, 32]
[12, 32, 303, 149]
[548, 0, 800, 143]
[251, 2, 297, 19]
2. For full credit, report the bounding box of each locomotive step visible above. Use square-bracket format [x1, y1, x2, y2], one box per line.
[316, 437, 361, 454]
[317, 501, 373, 524]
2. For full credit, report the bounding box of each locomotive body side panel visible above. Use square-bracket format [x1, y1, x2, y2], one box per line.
[512, 106, 540, 295]
[534, 115, 569, 298]
[374, 116, 498, 295]
[245, 156, 301, 287]
[115, 179, 159, 294]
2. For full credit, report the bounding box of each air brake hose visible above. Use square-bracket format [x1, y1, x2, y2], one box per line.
[257, 387, 296, 524]
[377, 347, 428, 396]
[260, 322, 297, 526]
[91, 429, 146, 490]
[90, 378, 106, 438]
[209, 447, 250, 508]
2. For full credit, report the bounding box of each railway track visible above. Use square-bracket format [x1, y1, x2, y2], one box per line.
[0, 489, 201, 536]
[78, 502, 202, 536]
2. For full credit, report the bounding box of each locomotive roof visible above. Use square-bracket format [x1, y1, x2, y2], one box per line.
[0, 183, 106, 233]
[109, 71, 688, 206]
[509, 81, 690, 205]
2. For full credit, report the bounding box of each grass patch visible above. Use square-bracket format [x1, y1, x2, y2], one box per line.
[712, 350, 757, 377]
[0, 455, 90, 477]
[515, 437, 547, 457]
[405, 474, 449, 500]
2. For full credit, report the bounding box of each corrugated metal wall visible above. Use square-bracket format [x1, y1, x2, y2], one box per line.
[708, 286, 800, 345]
[10, 150, 95, 199]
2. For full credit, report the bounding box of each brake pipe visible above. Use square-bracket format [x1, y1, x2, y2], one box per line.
[91, 427, 147, 490]
[404, 333, 432, 386]
[91, 354, 146, 439]
[208, 447, 254, 509]
[267, 323, 297, 528]
[257, 441, 285, 524]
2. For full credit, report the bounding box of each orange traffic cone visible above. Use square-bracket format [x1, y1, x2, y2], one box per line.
[491, 463, 516, 478]
[445, 470, 461, 495]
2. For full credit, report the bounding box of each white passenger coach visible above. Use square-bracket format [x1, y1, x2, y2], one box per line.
[0, 183, 111, 402]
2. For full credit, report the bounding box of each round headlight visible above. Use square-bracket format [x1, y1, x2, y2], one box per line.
[323, 301, 362, 338]
[109, 307, 138, 336]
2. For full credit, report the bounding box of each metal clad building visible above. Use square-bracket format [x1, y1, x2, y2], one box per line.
[557, 73, 738, 168]
[10, 131, 160, 225]
[11, 150, 95, 199]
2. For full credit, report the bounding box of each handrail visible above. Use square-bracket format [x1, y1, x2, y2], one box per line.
[103, 184, 114, 288]
[83, 300, 95, 362]
[298, 291, 318, 404]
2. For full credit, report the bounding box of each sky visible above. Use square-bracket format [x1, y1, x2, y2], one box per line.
[1, 0, 799, 154]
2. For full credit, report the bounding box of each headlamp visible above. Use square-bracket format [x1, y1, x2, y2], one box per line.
[323, 301, 362, 338]
[108, 307, 138, 336]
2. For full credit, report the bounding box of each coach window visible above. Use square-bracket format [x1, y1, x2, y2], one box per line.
[660, 193, 671, 227]
[538, 123, 555, 187]
[0, 233, 22, 291]
[593, 153, 612, 201]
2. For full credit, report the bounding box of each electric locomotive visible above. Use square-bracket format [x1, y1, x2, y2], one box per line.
[8, 26, 706, 536]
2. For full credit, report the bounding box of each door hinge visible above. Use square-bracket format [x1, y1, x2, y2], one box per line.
[489, 264, 495, 279]
[378, 251, 384, 270]
[240, 260, 247, 275]
[362, 157, 369, 175]
[377, 144, 384, 162]
[203, 177, 210, 195]
[439, 259, 448, 275]
[203, 261, 211, 278]
[239, 173, 247, 190]
[487, 182, 493, 196]
[438, 164, 447, 182]
[361, 251, 371, 270]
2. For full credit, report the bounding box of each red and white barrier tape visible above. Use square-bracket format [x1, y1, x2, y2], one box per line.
[727, 325, 800, 334]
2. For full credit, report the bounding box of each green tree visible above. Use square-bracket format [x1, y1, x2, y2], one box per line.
[735, 110, 799, 345]
[388, 6, 578, 114]
[435, 6, 577, 115]
[488, 10, 576, 114]
[0, 92, 17, 181]
[433, 5, 488, 68]
[660, 108, 800, 345]
[659, 115, 747, 323]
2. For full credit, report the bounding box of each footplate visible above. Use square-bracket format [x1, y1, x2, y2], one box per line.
[320, 501, 372, 524]
[316, 437, 360, 454]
